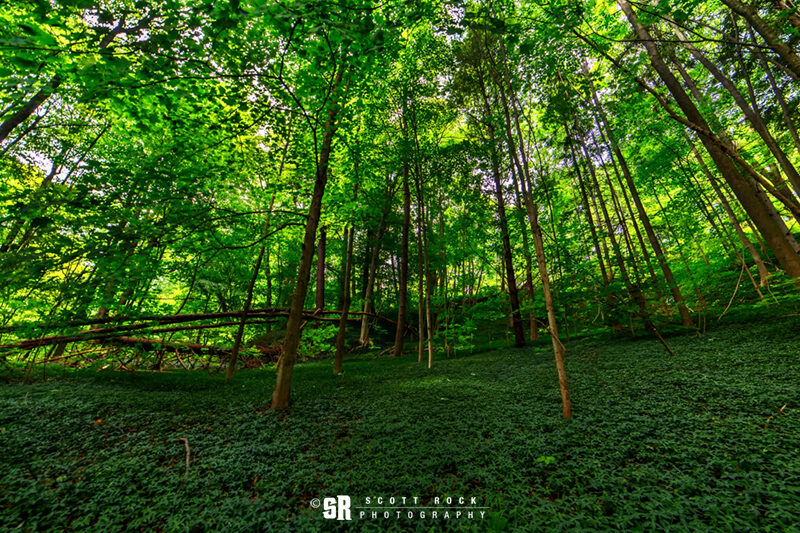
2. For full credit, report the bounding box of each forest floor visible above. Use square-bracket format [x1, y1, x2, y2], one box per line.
[1, 315, 799, 531]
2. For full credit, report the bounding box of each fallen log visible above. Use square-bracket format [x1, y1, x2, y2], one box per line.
[0, 308, 400, 333]
[107, 336, 232, 356]
[0, 310, 407, 352]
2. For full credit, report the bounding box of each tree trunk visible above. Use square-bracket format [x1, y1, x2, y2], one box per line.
[416, 187, 425, 364]
[414, 165, 435, 368]
[577, 119, 673, 352]
[0, 77, 60, 144]
[359, 218, 386, 345]
[595, 130, 661, 295]
[334, 227, 354, 373]
[510, 165, 538, 340]
[720, 0, 800, 79]
[271, 64, 345, 410]
[478, 75, 525, 347]
[393, 163, 411, 357]
[225, 191, 281, 379]
[487, 45, 572, 417]
[315, 226, 326, 312]
[672, 24, 800, 199]
[691, 142, 771, 286]
[749, 24, 800, 156]
[617, 0, 800, 283]
[565, 125, 610, 287]
[423, 226, 434, 369]
[589, 102, 694, 326]
[0, 16, 151, 144]
[225, 239, 266, 380]
[521, 181, 572, 419]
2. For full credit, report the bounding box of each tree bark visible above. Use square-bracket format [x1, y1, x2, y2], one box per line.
[588, 101, 693, 325]
[617, 0, 800, 283]
[359, 217, 386, 345]
[748, 23, 800, 156]
[486, 42, 571, 417]
[690, 142, 771, 286]
[417, 200, 425, 364]
[393, 163, 411, 357]
[672, 24, 800, 199]
[565, 126, 610, 287]
[0, 78, 60, 144]
[334, 226, 354, 373]
[225, 240, 266, 380]
[509, 164, 538, 340]
[0, 15, 152, 144]
[271, 64, 345, 410]
[477, 74, 525, 347]
[720, 0, 800, 79]
[576, 119, 673, 352]
[315, 226, 326, 312]
[414, 166, 435, 368]
[521, 179, 572, 419]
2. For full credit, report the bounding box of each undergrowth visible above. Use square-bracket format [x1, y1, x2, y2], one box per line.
[1, 316, 799, 531]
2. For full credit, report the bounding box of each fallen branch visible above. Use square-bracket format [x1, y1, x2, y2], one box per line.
[110, 336, 231, 356]
[718, 260, 746, 321]
[0, 309, 406, 352]
[0, 308, 400, 333]
[178, 437, 190, 479]
[173, 349, 189, 371]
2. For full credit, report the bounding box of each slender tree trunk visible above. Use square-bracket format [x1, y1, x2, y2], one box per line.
[0, 78, 60, 144]
[334, 227, 355, 373]
[393, 164, 411, 357]
[672, 24, 800, 199]
[494, 175, 526, 347]
[581, 132, 646, 288]
[271, 64, 345, 410]
[720, 0, 800, 79]
[413, 164, 435, 368]
[579, 121, 673, 351]
[606, 143, 690, 324]
[617, 0, 800, 283]
[690, 142, 771, 286]
[584, 66, 693, 325]
[359, 218, 386, 345]
[670, 52, 800, 222]
[749, 23, 800, 156]
[595, 131, 660, 293]
[315, 226, 326, 312]
[0, 16, 150, 144]
[423, 224, 434, 369]
[1, 110, 48, 154]
[510, 165, 538, 340]
[478, 76, 525, 347]
[226, 191, 281, 379]
[565, 126, 610, 286]
[487, 47, 571, 417]
[225, 239, 266, 380]
[521, 180, 572, 419]
[416, 190, 425, 364]
[675, 154, 740, 264]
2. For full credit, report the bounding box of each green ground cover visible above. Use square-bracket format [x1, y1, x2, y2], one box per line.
[1, 316, 799, 531]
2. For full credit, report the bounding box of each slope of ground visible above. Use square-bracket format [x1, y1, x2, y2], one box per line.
[1, 316, 799, 531]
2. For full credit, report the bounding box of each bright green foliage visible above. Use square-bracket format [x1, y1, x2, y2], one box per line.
[2, 0, 800, 356]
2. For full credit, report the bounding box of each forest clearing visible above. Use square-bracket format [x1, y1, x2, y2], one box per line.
[2, 0, 800, 530]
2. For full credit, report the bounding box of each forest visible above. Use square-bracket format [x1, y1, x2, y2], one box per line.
[1, 0, 799, 530]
